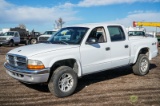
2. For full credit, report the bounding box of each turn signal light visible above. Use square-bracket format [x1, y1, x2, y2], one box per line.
[27, 59, 45, 70]
[27, 65, 45, 70]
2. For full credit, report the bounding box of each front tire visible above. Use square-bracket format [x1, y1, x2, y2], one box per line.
[9, 40, 14, 47]
[25, 40, 29, 45]
[15, 43, 19, 46]
[132, 54, 150, 76]
[48, 66, 78, 98]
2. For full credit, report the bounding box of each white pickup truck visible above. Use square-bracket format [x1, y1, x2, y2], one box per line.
[4, 23, 158, 97]
[0, 31, 20, 46]
[38, 30, 57, 43]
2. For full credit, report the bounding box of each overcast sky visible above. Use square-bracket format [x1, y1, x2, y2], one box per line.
[0, 0, 160, 32]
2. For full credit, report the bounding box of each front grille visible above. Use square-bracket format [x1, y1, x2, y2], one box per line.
[0, 37, 6, 41]
[7, 54, 27, 69]
[39, 37, 49, 41]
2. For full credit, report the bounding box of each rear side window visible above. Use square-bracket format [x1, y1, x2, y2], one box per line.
[108, 26, 125, 42]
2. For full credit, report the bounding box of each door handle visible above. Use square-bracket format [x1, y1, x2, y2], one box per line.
[125, 45, 128, 48]
[106, 47, 110, 51]
[152, 42, 156, 45]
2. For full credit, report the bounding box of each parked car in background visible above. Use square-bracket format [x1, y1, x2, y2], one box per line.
[0, 31, 20, 46]
[38, 30, 57, 43]
[27, 31, 41, 44]
[128, 30, 145, 36]
[10, 27, 41, 45]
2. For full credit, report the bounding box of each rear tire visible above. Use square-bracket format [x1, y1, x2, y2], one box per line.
[48, 66, 78, 98]
[132, 54, 150, 76]
[30, 39, 37, 44]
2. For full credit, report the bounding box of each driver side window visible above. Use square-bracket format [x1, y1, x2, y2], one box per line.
[14, 32, 18, 37]
[86, 27, 106, 44]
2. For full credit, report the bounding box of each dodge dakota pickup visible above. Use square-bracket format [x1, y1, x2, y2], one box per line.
[4, 23, 158, 97]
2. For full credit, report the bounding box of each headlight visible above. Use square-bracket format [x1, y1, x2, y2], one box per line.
[27, 59, 45, 70]
[6, 37, 11, 40]
[6, 54, 9, 63]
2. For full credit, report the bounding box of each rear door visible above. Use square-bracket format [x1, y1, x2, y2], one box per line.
[107, 26, 130, 67]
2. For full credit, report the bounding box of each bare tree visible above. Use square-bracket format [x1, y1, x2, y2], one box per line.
[55, 17, 65, 29]
[19, 24, 26, 29]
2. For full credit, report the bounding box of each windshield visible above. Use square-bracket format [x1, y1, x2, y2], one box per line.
[128, 31, 145, 36]
[44, 31, 56, 35]
[0, 33, 3, 36]
[3, 32, 15, 36]
[48, 27, 89, 45]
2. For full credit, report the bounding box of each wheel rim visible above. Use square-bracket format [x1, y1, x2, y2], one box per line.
[31, 39, 37, 44]
[58, 73, 74, 92]
[140, 58, 148, 72]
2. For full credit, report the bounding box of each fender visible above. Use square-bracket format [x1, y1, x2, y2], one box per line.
[133, 46, 151, 64]
[49, 55, 83, 77]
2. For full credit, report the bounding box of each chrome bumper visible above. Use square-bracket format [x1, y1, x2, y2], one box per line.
[0, 40, 9, 45]
[4, 62, 50, 84]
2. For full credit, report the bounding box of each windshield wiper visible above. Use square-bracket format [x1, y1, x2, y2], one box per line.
[59, 41, 69, 45]
[51, 41, 69, 45]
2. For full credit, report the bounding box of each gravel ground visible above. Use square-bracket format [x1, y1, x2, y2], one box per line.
[0, 45, 160, 106]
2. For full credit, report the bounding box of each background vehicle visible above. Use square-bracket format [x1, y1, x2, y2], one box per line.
[28, 31, 41, 44]
[126, 27, 146, 36]
[133, 21, 160, 45]
[4, 23, 158, 98]
[0, 31, 20, 46]
[38, 30, 57, 43]
[10, 27, 41, 44]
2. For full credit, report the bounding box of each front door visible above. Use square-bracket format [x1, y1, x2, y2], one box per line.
[80, 27, 112, 75]
[13, 32, 20, 43]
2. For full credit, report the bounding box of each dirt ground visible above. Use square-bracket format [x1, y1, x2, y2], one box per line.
[0, 45, 160, 106]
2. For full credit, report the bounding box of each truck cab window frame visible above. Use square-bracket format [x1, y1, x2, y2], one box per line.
[86, 27, 107, 44]
[108, 26, 125, 42]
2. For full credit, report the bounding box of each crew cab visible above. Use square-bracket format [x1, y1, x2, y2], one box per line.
[0, 31, 20, 46]
[4, 23, 158, 97]
[38, 30, 57, 43]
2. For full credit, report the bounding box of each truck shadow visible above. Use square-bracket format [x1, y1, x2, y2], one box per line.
[75, 66, 133, 93]
[75, 64, 157, 93]
[22, 64, 157, 93]
[22, 83, 49, 92]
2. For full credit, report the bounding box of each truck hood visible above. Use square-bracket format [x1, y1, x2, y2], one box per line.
[39, 34, 52, 37]
[8, 43, 80, 57]
[0, 36, 13, 38]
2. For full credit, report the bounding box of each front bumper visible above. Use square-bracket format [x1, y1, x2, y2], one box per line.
[0, 40, 9, 45]
[4, 62, 50, 84]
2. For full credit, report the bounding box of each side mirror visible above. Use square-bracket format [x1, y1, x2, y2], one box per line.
[86, 37, 98, 44]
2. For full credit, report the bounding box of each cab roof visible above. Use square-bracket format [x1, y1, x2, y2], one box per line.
[68, 23, 123, 29]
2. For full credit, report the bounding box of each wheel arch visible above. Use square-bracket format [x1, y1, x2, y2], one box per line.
[47, 57, 82, 82]
[133, 47, 150, 64]
[10, 39, 14, 42]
